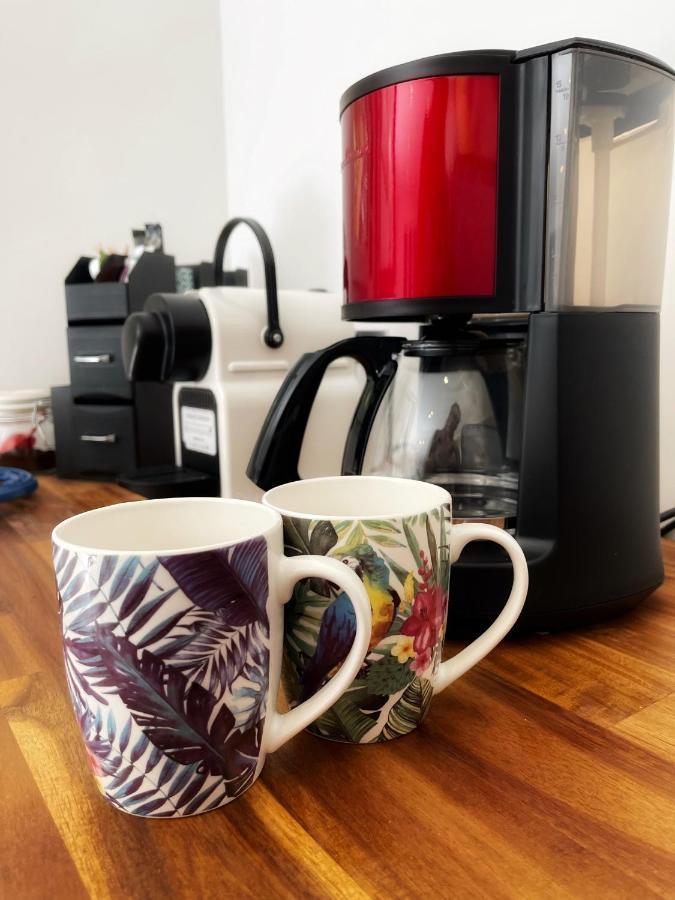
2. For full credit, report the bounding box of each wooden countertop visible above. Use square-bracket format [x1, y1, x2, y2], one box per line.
[1, 477, 674, 898]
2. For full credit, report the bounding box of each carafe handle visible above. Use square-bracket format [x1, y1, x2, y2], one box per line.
[247, 335, 404, 490]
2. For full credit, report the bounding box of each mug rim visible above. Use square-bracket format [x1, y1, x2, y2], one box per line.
[262, 475, 451, 521]
[52, 496, 281, 557]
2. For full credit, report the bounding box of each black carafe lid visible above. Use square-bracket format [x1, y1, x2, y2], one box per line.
[403, 317, 480, 358]
[405, 317, 527, 359]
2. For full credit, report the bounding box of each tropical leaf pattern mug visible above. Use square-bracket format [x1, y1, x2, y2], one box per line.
[56, 540, 270, 816]
[52, 497, 372, 817]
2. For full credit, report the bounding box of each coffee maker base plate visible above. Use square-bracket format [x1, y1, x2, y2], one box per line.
[446, 584, 662, 638]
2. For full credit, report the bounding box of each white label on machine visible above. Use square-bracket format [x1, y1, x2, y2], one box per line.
[181, 406, 217, 456]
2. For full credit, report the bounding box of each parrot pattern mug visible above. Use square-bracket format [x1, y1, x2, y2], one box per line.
[263, 476, 529, 744]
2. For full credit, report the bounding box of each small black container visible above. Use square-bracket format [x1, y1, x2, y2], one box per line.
[65, 253, 176, 322]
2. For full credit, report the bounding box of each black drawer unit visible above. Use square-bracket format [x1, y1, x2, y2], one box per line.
[55, 246, 248, 492]
[67, 325, 131, 400]
[53, 251, 177, 489]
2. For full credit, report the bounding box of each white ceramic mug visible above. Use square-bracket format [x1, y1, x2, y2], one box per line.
[263, 476, 528, 743]
[52, 497, 371, 816]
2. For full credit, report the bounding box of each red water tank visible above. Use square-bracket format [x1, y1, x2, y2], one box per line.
[341, 73, 500, 311]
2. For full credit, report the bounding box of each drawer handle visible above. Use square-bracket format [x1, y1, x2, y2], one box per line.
[80, 434, 117, 444]
[73, 354, 113, 364]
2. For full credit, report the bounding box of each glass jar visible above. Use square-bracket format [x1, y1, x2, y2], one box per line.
[0, 390, 55, 472]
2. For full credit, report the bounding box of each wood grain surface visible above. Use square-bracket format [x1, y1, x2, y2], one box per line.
[1, 476, 674, 899]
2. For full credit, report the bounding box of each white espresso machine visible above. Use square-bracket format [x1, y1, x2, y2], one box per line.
[121, 219, 359, 500]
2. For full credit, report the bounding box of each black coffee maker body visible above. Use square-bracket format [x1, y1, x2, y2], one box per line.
[249, 39, 675, 633]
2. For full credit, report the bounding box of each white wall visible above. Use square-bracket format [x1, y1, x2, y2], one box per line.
[219, 0, 675, 508]
[0, 0, 227, 392]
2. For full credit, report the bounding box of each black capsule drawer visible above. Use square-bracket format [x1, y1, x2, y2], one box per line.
[71, 404, 137, 476]
[68, 326, 132, 400]
[52, 389, 138, 478]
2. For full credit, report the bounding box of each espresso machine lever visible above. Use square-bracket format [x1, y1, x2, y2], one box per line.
[213, 217, 284, 349]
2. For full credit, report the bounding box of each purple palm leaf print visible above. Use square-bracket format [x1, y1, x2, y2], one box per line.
[56, 535, 270, 816]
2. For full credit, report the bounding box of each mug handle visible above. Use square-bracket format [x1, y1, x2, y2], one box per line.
[434, 523, 529, 694]
[263, 555, 372, 752]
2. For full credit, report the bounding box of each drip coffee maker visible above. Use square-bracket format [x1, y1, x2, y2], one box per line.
[249, 39, 675, 632]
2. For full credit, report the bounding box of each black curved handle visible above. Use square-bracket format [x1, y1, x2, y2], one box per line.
[213, 217, 283, 348]
[247, 335, 405, 490]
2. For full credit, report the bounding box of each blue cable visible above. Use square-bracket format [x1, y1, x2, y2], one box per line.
[0, 467, 38, 502]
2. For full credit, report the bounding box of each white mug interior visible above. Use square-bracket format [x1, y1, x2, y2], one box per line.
[52, 496, 280, 555]
[262, 475, 450, 519]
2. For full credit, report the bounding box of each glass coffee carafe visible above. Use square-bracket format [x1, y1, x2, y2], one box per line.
[361, 325, 525, 526]
[248, 321, 526, 529]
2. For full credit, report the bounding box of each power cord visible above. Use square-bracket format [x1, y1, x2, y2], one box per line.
[661, 507, 675, 538]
